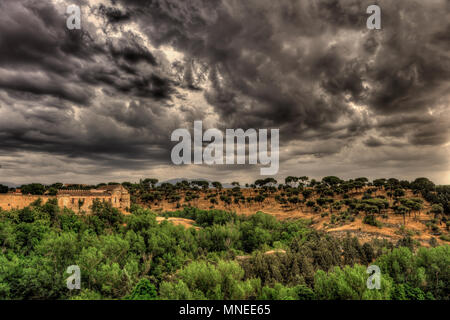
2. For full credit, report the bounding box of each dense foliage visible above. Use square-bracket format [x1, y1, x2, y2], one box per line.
[0, 200, 448, 300]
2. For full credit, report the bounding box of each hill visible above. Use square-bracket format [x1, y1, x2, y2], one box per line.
[130, 177, 449, 247]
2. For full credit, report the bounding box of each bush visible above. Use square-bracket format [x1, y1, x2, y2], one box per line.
[392, 283, 434, 300]
[363, 215, 382, 228]
[126, 279, 157, 300]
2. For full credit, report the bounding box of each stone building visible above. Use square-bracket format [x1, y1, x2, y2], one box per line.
[0, 185, 130, 214]
[57, 185, 130, 213]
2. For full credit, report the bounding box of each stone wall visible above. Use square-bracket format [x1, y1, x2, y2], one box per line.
[0, 190, 130, 214]
[57, 194, 130, 213]
[58, 195, 111, 213]
[0, 194, 53, 211]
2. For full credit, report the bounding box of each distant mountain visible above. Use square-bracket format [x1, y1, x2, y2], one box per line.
[157, 178, 234, 189]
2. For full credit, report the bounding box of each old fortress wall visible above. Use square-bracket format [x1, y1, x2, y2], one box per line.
[0, 194, 53, 210]
[0, 185, 130, 213]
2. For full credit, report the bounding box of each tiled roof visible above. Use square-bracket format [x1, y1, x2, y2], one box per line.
[97, 185, 124, 191]
[56, 185, 128, 197]
[57, 190, 108, 196]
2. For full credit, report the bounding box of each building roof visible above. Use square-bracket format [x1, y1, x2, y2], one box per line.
[97, 185, 125, 191]
[57, 190, 108, 196]
[97, 184, 128, 192]
[57, 185, 128, 197]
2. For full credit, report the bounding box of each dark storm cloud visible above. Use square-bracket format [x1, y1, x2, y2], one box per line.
[0, 0, 180, 169]
[0, 1, 99, 104]
[0, 70, 93, 105]
[97, 4, 131, 24]
[0, 0, 174, 103]
[0, 0, 449, 183]
[116, 0, 449, 144]
[364, 136, 383, 148]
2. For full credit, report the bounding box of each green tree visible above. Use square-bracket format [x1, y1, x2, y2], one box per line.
[127, 279, 157, 300]
[0, 184, 9, 193]
[159, 260, 260, 300]
[314, 265, 393, 300]
[20, 183, 46, 195]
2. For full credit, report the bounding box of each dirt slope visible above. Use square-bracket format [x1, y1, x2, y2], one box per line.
[143, 188, 448, 246]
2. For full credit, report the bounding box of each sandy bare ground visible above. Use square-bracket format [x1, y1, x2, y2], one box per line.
[155, 216, 200, 230]
[143, 188, 447, 246]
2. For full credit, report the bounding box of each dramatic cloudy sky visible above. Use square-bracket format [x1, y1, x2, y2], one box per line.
[0, 0, 449, 185]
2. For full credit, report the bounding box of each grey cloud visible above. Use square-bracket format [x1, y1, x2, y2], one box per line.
[364, 136, 384, 148]
[0, 0, 449, 184]
[119, 0, 449, 146]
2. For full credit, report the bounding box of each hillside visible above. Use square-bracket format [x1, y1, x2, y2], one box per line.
[1, 177, 449, 301]
[132, 178, 449, 247]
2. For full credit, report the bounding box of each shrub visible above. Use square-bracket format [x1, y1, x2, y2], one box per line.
[363, 215, 382, 228]
[126, 279, 157, 300]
